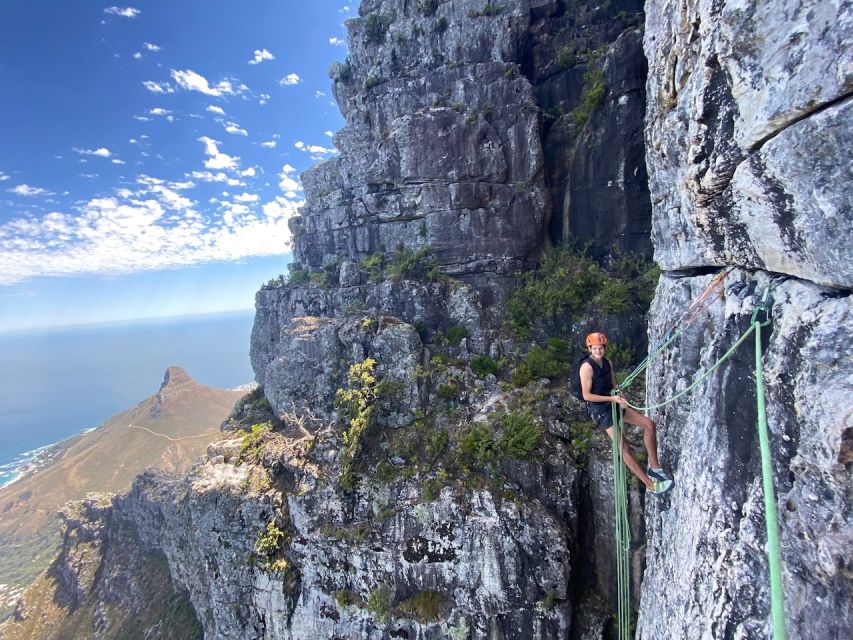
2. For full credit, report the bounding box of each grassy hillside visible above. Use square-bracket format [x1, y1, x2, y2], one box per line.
[0, 367, 244, 619]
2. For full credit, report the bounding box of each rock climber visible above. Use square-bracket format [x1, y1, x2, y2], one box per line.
[579, 332, 673, 495]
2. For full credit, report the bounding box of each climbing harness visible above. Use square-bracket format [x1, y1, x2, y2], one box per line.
[608, 274, 787, 640]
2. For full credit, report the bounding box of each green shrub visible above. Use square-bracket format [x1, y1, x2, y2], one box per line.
[367, 584, 393, 622]
[287, 269, 310, 285]
[336, 358, 381, 486]
[470, 354, 499, 377]
[444, 325, 468, 347]
[386, 244, 440, 281]
[437, 381, 460, 402]
[555, 43, 578, 69]
[239, 422, 272, 463]
[521, 338, 572, 379]
[459, 423, 499, 468]
[568, 420, 594, 461]
[396, 590, 449, 622]
[364, 13, 390, 44]
[469, 2, 503, 17]
[507, 246, 606, 337]
[500, 409, 542, 459]
[568, 66, 606, 130]
[510, 363, 533, 388]
[335, 589, 360, 608]
[434, 16, 449, 32]
[331, 58, 353, 83]
[364, 75, 383, 91]
[264, 274, 287, 289]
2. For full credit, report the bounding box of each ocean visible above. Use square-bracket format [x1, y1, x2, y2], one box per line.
[0, 311, 256, 487]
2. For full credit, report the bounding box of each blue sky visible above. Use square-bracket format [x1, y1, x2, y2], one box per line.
[0, 1, 353, 333]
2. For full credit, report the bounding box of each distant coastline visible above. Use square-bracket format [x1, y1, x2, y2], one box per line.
[0, 308, 255, 338]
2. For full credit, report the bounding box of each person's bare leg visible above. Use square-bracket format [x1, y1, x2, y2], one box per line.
[606, 426, 654, 490]
[622, 407, 660, 470]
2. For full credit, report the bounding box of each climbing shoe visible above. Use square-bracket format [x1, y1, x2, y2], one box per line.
[647, 467, 671, 482]
[650, 477, 673, 495]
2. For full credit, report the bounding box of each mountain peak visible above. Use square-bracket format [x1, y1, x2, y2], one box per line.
[159, 366, 193, 391]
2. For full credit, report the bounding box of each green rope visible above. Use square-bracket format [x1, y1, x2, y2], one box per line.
[621, 323, 757, 412]
[752, 295, 787, 640]
[611, 400, 631, 640]
[607, 283, 787, 639]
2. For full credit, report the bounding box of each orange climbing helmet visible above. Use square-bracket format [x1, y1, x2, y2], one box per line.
[585, 332, 607, 347]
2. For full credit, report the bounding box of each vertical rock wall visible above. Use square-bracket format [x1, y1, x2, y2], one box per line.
[640, 1, 852, 637]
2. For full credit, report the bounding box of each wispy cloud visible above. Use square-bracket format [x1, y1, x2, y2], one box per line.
[260, 140, 277, 149]
[324, 130, 334, 137]
[259, 93, 270, 105]
[73, 147, 112, 158]
[248, 49, 275, 65]
[7, 184, 52, 197]
[240, 167, 256, 177]
[206, 105, 225, 115]
[279, 73, 302, 86]
[0, 171, 9, 181]
[104, 7, 140, 18]
[198, 136, 239, 170]
[112, 159, 126, 165]
[133, 52, 142, 59]
[171, 69, 245, 97]
[234, 192, 259, 203]
[329, 37, 346, 46]
[143, 80, 174, 94]
[144, 42, 161, 52]
[188, 170, 244, 186]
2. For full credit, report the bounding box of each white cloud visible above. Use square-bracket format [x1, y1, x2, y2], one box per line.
[0, 190, 300, 284]
[206, 105, 225, 115]
[133, 52, 142, 59]
[241, 167, 257, 177]
[112, 159, 126, 165]
[133, 115, 151, 121]
[197, 136, 239, 171]
[279, 73, 302, 86]
[149, 108, 170, 116]
[259, 92, 270, 105]
[278, 164, 303, 194]
[260, 140, 277, 149]
[104, 7, 140, 18]
[329, 37, 346, 46]
[143, 80, 174, 94]
[73, 147, 112, 158]
[294, 141, 337, 155]
[324, 130, 334, 137]
[188, 171, 244, 186]
[248, 49, 275, 65]
[171, 69, 245, 97]
[0, 171, 9, 181]
[315, 90, 326, 98]
[234, 193, 259, 203]
[224, 121, 248, 136]
[7, 184, 52, 197]
[144, 42, 161, 52]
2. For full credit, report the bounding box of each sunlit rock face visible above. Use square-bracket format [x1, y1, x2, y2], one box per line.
[644, 0, 852, 288]
[640, 0, 852, 637]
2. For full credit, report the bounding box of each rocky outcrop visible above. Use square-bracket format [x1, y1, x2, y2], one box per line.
[292, 0, 653, 295]
[639, 0, 852, 637]
[644, 0, 852, 288]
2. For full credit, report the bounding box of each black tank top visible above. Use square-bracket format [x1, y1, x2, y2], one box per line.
[586, 357, 612, 403]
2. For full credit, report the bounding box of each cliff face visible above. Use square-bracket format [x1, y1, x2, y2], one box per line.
[639, 0, 852, 637]
[6, 2, 850, 639]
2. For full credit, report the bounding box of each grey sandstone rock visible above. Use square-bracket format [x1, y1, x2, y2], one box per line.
[644, 0, 853, 287]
